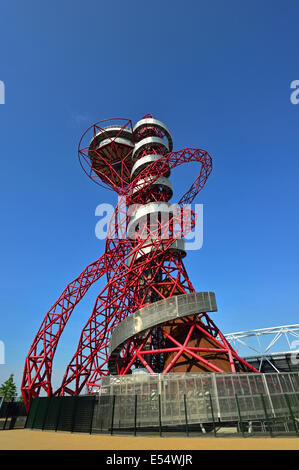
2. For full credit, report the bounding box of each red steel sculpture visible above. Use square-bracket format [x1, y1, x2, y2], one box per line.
[22, 115, 258, 412]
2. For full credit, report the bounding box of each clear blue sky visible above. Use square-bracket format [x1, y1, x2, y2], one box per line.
[0, 0, 298, 393]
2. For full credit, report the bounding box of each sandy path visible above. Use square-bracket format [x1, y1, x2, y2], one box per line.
[0, 430, 298, 450]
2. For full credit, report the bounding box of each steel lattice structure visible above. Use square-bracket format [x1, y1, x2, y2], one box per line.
[225, 324, 299, 372]
[22, 115, 258, 412]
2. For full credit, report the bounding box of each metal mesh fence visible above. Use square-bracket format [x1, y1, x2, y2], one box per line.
[94, 395, 113, 433]
[25, 396, 96, 433]
[0, 400, 27, 430]
[92, 372, 299, 435]
[43, 396, 63, 431]
[24, 372, 299, 437]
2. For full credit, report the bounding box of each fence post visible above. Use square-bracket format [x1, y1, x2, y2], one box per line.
[8, 403, 17, 430]
[208, 393, 217, 437]
[262, 374, 276, 418]
[134, 395, 137, 436]
[42, 398, 51, 431]
[3, 402, 10, 430]
[235, 394, 245, 437]
[158, 394, 162, 437]
[110, 395, 115, 436]
[71, 397, 78, 433]
[55, 397, 63, 432]
[284, 394, 299, 436]
[184, 394, 189, 437]
[260, 394, 273, 438]
[90, 396, 96, 435]
[32, 398, 40, 429]
[24, 404, 30, 429]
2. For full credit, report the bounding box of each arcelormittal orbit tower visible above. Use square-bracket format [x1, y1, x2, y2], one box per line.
[22, 115, 257, 412]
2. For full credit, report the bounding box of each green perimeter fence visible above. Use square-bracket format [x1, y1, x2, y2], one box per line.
[0, 400, 27, 430]
[25, 391, 299, 437]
